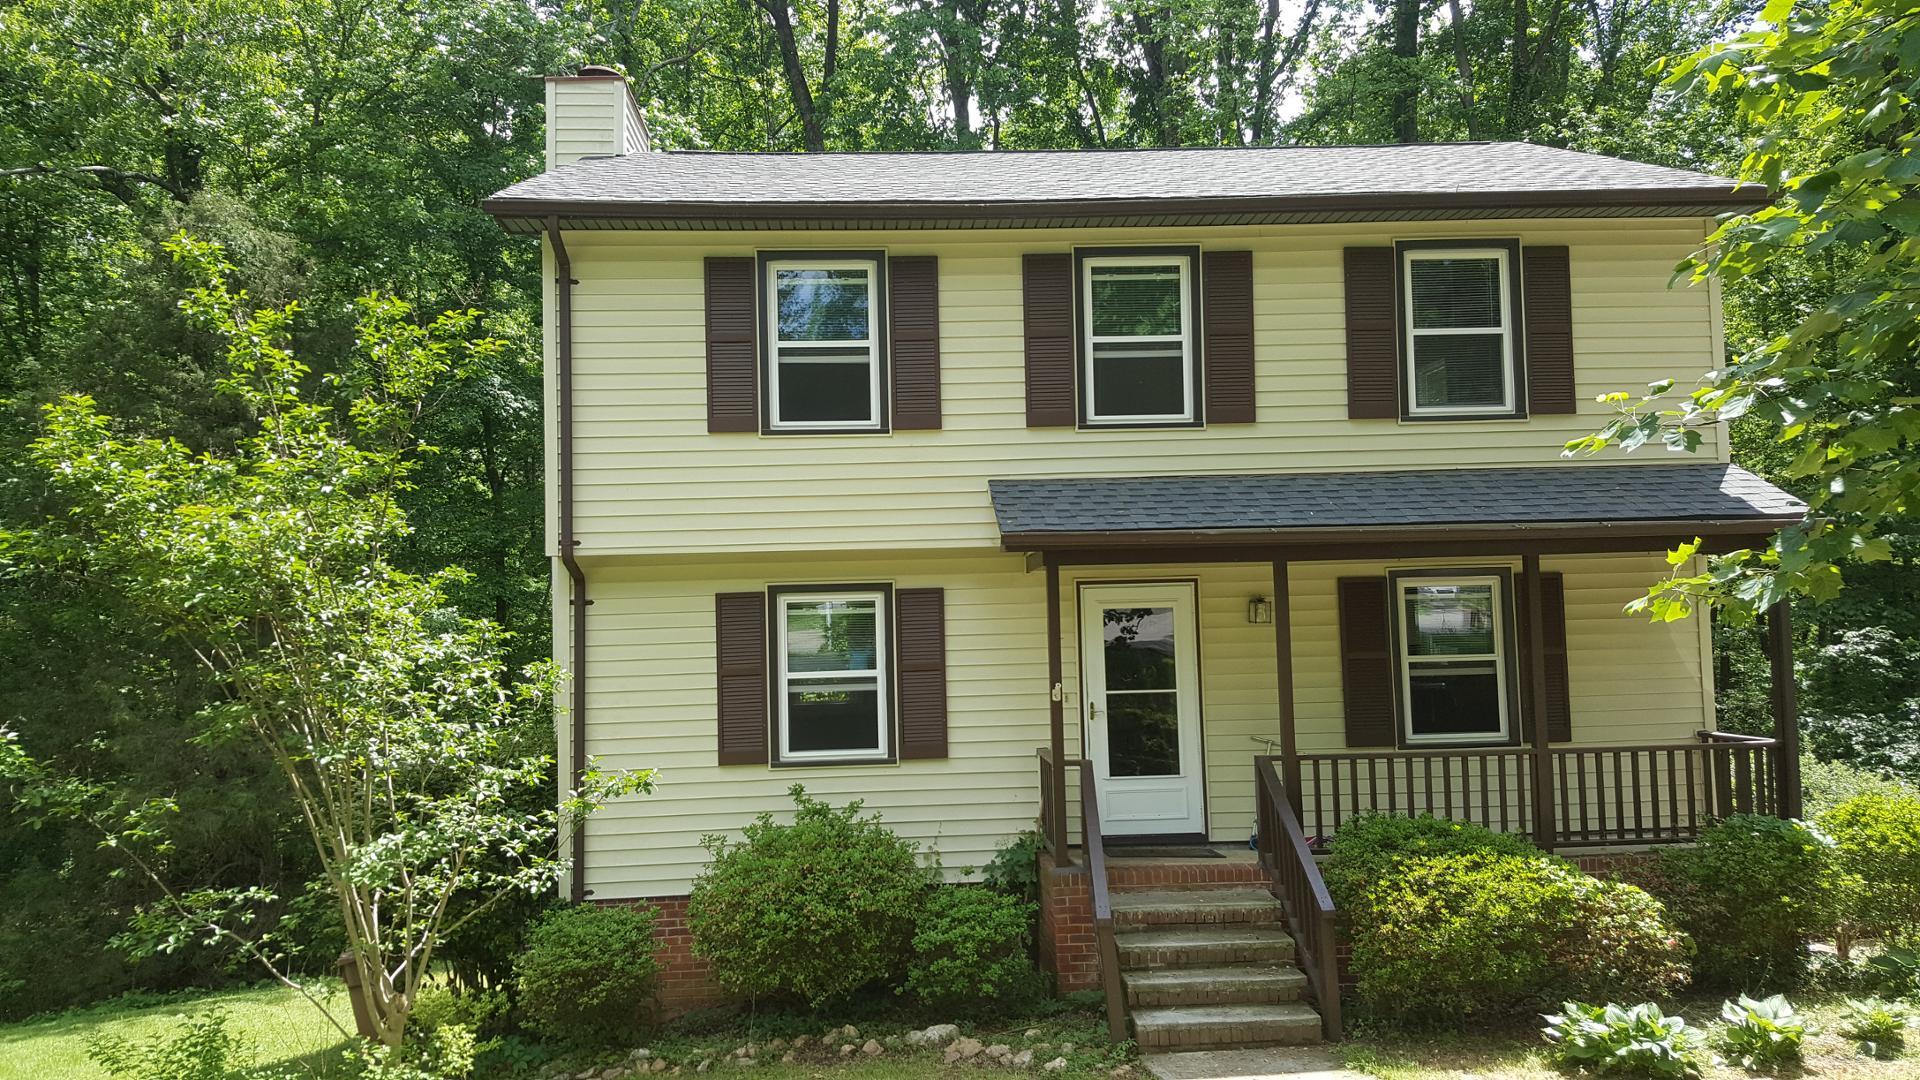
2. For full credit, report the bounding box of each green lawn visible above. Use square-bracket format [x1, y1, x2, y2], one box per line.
[0, 982, 355, 1080]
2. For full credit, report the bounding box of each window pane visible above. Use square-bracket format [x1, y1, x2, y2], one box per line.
[1404, 584, 1496, 656]
[1410, 257, 1503, 329]
[777, 268, 870, 342]
[1108, 692, 1180, 777]
[785, 599, 878, 672]
[778, 357, 873, 423]
[1091, 345, 1186, 417]
[786, 680, 881, 753]
[1090, 264, 1183, 337]
[1406, 665, 1503, 737]
[1103, 607, 1176, 690]
[1412, 334, 1507, 410]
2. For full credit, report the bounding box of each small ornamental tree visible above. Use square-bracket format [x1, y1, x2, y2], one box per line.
[0, 235, 649, 1049]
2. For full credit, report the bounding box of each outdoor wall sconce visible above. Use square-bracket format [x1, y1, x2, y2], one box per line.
[1247, 596, 1273, 625]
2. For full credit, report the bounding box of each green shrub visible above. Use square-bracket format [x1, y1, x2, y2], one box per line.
[981, 829, 1044, 904]
[905, 887, 1038, 1013]
[1654, 814, 1833, 988]
[1714, 994, 1805, 1071]
[411, 985, 512, 1039]
[1804, 757, 1914, 819]
[1344, 850, 1689, 1023]
[86, 1008, 249, 1080]
[688, 786, 932, 1006]
[1821, 791, 1920, 947]
[350, 1025, 477, 1080]
[513, 904, 660, 1045]
[1542, 1001, 1704, 1078]
[1322, 813, 1540, 907]
[1865, 946, 1920, 999]
[1840, 997, 1911, 1059]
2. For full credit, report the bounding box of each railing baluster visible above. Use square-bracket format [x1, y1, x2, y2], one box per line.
[1632, 750, 1646, 840]
[1479, 754, 1491, 830]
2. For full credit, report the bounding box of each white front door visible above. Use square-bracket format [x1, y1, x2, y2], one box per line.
[1079, 583, 1206, 837]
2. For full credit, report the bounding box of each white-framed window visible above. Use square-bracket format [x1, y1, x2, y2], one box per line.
[1080, 251, 1196, 424]
[764, 257, 884, 431]
[774, 589, 889, 761]
[1401, 246, 1517, 417]
[1394, 574, 1511, 745]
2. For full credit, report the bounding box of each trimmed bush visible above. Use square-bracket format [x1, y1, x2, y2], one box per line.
[905, 887, 1039, 1013]
[1345, 850, 1689, 1023]
[1322, 812, 1539, 907]
[514, 904, 661, 1045]
[689, 786, 933, 1006]
[1654, 814, 1833, 989]
[1821, 791, 1920, 947]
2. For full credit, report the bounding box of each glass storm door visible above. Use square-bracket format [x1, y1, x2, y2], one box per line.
[1078, 583, 1205, 837]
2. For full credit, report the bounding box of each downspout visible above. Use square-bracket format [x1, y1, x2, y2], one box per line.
[548, 216, 590, 903]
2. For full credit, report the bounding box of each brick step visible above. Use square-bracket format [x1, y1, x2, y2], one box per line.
[1123, 963, 1307, 1007]
[1130, 1003, 1323, 1050]
[1109, 887, 1280, 928]
[1115, 925, 1296, 970]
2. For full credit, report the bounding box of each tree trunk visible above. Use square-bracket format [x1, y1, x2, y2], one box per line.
[1447, 0, 1481, 139]
[758, 0, 825, 152]
[1389, 0, 1420, 142]
[935, 10, 979, 148]
[1508, 0, 1533, 135]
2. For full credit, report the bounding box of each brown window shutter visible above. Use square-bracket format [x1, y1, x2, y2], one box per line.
[1343, 247, 1399, 420]
[705, 257, 758, 433]
[1516, 572, 1573, 743]
[1023, 253, 1076, 427]
[895, 588, 948, 759]
[889, 255, 941, 430]
[1338, 577, 1396, 747]
[1202, 250, 1256, 424]
[714, 591, 768, 764]
[1523, 245, 1575, 415]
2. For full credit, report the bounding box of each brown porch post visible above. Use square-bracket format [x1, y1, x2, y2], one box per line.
[1767, 598, 1803, 818]
[1045, 555, 1070, 862]
[1271, 558, 1302, 816]
[1523, 553, 1556, 846]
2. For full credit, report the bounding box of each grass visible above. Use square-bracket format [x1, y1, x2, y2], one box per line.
[1338, 992, 1917, 1079]
[0, 981, 356, 1080]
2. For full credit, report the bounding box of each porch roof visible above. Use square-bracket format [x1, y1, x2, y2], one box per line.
[989, 463, 1804, 553]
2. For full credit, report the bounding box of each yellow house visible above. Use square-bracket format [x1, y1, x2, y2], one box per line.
[485, 67, 1803, 1047]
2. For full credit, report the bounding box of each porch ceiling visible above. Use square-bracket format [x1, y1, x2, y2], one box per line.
[989, 463, 1804, 554]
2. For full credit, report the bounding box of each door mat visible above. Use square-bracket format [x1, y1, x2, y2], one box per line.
[1102, 845, 1226, 859]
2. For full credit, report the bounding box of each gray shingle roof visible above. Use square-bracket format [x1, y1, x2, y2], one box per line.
[484, 142, 1767, 232]
[988, 464, 1803, 545]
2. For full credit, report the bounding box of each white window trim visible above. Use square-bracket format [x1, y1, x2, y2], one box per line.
[764, 258, 883, 432]
[1401, 247, 1517, 417]
[1395, 574, 1512, 746]
[775, 590, 890, 762]
[1081, 253, 1195, 425]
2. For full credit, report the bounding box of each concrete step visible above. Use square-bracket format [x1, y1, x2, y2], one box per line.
[1131, 1003, 1324, 1050]
[1124, 963, 1308, 1007]
[1110, 887, 1281, 929]
[1116, 925, 1296, 970]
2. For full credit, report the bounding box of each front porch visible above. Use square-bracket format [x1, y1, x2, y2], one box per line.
[993, 464, 1807, 1047]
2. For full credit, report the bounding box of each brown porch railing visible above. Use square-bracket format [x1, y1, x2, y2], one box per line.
[1292, 732, 1783, 851]
[1034, 749, 1127, 1043]
[1253, 755, 1342, 1041]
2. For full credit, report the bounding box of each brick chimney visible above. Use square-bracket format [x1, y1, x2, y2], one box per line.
[545, 65, 651, 169]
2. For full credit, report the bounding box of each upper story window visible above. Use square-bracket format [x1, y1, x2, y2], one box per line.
[1393, 571, 1513, 746]
[762, 254, 887, 432]
[1077, 247, 1201, 427]
[774, 587, 891, 762]
[1398, 241, 1523, 419]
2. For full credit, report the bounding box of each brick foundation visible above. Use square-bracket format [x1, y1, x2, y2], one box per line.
[599, 896, 726, 1015]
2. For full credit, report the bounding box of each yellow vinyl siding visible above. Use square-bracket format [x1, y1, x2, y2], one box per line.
[575, 548, 1708, 899]
[548, 218, 1727, 556]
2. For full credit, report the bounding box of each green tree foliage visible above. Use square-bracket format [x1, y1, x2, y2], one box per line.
[1, 237, 650, 1047]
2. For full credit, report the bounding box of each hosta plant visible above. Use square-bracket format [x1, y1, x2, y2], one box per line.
[1841, 997, 1911, 1059]
[1542, 1001, 1704, 1078]
[1715, 994, 1806, 1071]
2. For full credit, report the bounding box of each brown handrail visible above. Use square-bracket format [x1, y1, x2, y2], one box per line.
[1073, 757, 1129, 1044]
[1254, 755, 1342, 1041]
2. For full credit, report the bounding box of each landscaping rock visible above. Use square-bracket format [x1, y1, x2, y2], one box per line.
[943, 1038, 986, 1064]
[839, 1044, 856, 1057]
[1042, 1058, 1068, 1073]
[792, 1036, 812, 1049]
[907, 1023, 961, 1046]
[1011, 1051, 1034, 1069]
[1111, 1067, 1133, 1077]
[651, 1059, 670, 1073]
[862, 1040, 883, 1056]
[1024, 1029, 1042, 1040]
[629, 1050, 652, 1063]
[839, 1025, 861, 1040]
[986, 1044, 1013, 1062]
[602, 1068, 627, 1080]
[694, 1062, 710, 1075]
[780, 1053, 796, 1065]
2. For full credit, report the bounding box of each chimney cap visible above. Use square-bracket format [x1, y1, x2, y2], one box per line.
[575, 64, 625, 78]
